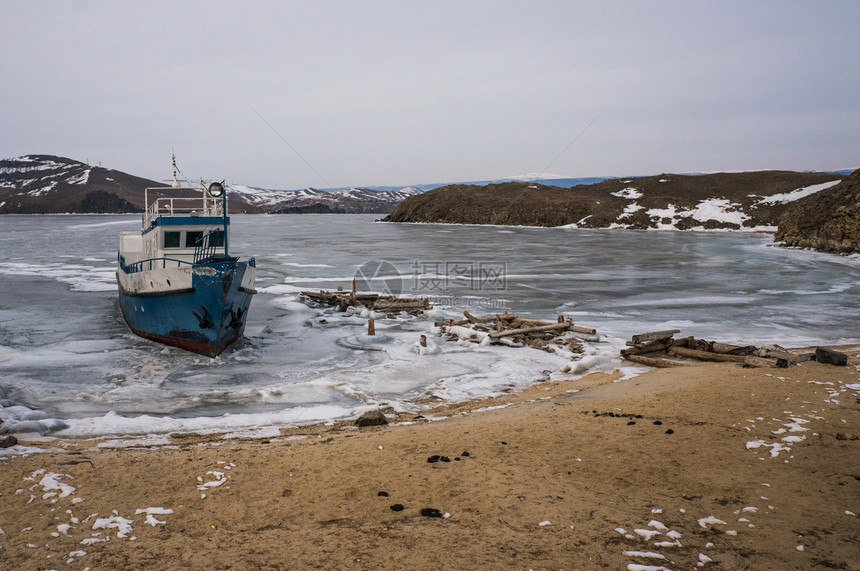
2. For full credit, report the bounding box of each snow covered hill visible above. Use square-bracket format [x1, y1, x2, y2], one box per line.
[383, 171, 848, 231]
[0, 155, 155, 213]
[0, 155, 426, 214]
[225, 184, 424, 214]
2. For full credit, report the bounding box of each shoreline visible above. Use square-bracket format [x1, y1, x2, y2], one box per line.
[2, 353, 858, 569]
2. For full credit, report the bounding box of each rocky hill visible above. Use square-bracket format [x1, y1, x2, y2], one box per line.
[0, 155, 157, 214]
[383, 171, 845, 231]
[775, 168, 860, 254]
[0, 155, 421, 214]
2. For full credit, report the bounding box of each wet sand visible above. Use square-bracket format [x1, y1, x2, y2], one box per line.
[1, 352, 859, 570]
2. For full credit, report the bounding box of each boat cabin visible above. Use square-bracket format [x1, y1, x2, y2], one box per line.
[119, 184, 230, 269]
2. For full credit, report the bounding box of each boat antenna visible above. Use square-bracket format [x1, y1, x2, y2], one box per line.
[171, 149, 181, 188]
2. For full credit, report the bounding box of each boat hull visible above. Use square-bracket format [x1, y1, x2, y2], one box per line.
[117, 259, 255, 357]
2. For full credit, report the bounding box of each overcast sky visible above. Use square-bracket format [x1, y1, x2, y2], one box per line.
[2, 1, 858, 189]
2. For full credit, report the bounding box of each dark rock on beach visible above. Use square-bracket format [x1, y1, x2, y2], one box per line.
[814, 347, 848, 366]
[420, 508, 443, 518]
[355, 410, 388, 427]
[0, 434, 18, 448]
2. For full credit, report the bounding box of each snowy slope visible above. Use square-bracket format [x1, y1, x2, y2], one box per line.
[225, 184, 424, 213]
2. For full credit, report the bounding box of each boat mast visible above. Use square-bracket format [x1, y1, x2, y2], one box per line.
[171, 150, 181, 188]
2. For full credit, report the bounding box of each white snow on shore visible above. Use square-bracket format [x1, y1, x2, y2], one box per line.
[756, 180, 841, 205]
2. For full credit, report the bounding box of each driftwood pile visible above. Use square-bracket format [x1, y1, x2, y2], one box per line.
[301, 282, 431, 316]
[621, 329, 815, 368]
[436, 311, 596, 353]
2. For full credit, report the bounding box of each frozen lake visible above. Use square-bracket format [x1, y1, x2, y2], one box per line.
[1, 214, 858, 439]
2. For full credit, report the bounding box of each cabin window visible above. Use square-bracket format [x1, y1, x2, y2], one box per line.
[185, 231, 204, 248]
[163, 231, 181, 248]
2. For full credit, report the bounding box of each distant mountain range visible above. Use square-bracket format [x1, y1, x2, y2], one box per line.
[0, 154, 626, 215]
[226, 184, 424, 214]
[1, 156, 855, 231]
[0, 155, 430, 214]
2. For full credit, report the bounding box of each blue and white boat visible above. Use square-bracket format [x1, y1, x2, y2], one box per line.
[116, 161, 256, 356]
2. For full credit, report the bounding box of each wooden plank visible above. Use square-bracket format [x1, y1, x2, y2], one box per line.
[743, 356, 780, 368]
[621, 339, 671, 356]
[631, 329, 681, 344]
[625, 354, 686, 368]
[489, 322, 571, 339]
[668, 346, 747, 363]
[437, 313, 517, 327]
[568, 324, 597, 335]
[756, 348, 810, 363]
[513, 318, 556, 327]
[710, 342, 756, 355]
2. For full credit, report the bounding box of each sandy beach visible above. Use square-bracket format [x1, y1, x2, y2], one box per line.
[2, 350, 859, 570]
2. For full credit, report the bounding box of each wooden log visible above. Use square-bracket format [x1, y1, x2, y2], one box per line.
[631, 329, 681, 344]
[354, 293, 384, 300]
[622, 339, 671, 356]
[743, 356, 780, 368]
[625, 354, 686, 368]
[373, 298, 428, 306]
[463, 310, 478, 323]
[667, 346, 747, 363]
[373, 302, 430, 312]
[489, 322, 571, 338]
[513, 318, 556, 327]
[301, 287, 433, 313]
[710, 342, 756, 356]
[367, 318, 375, 336]
[419, 335, 427, 347]
[756, 348, 810, 364]
[636, 350, 676, 359]
[568, 323, 597, 335]
[440, 313, 515, 327]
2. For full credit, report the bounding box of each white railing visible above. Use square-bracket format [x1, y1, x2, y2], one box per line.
[143, 187, 226, 228]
